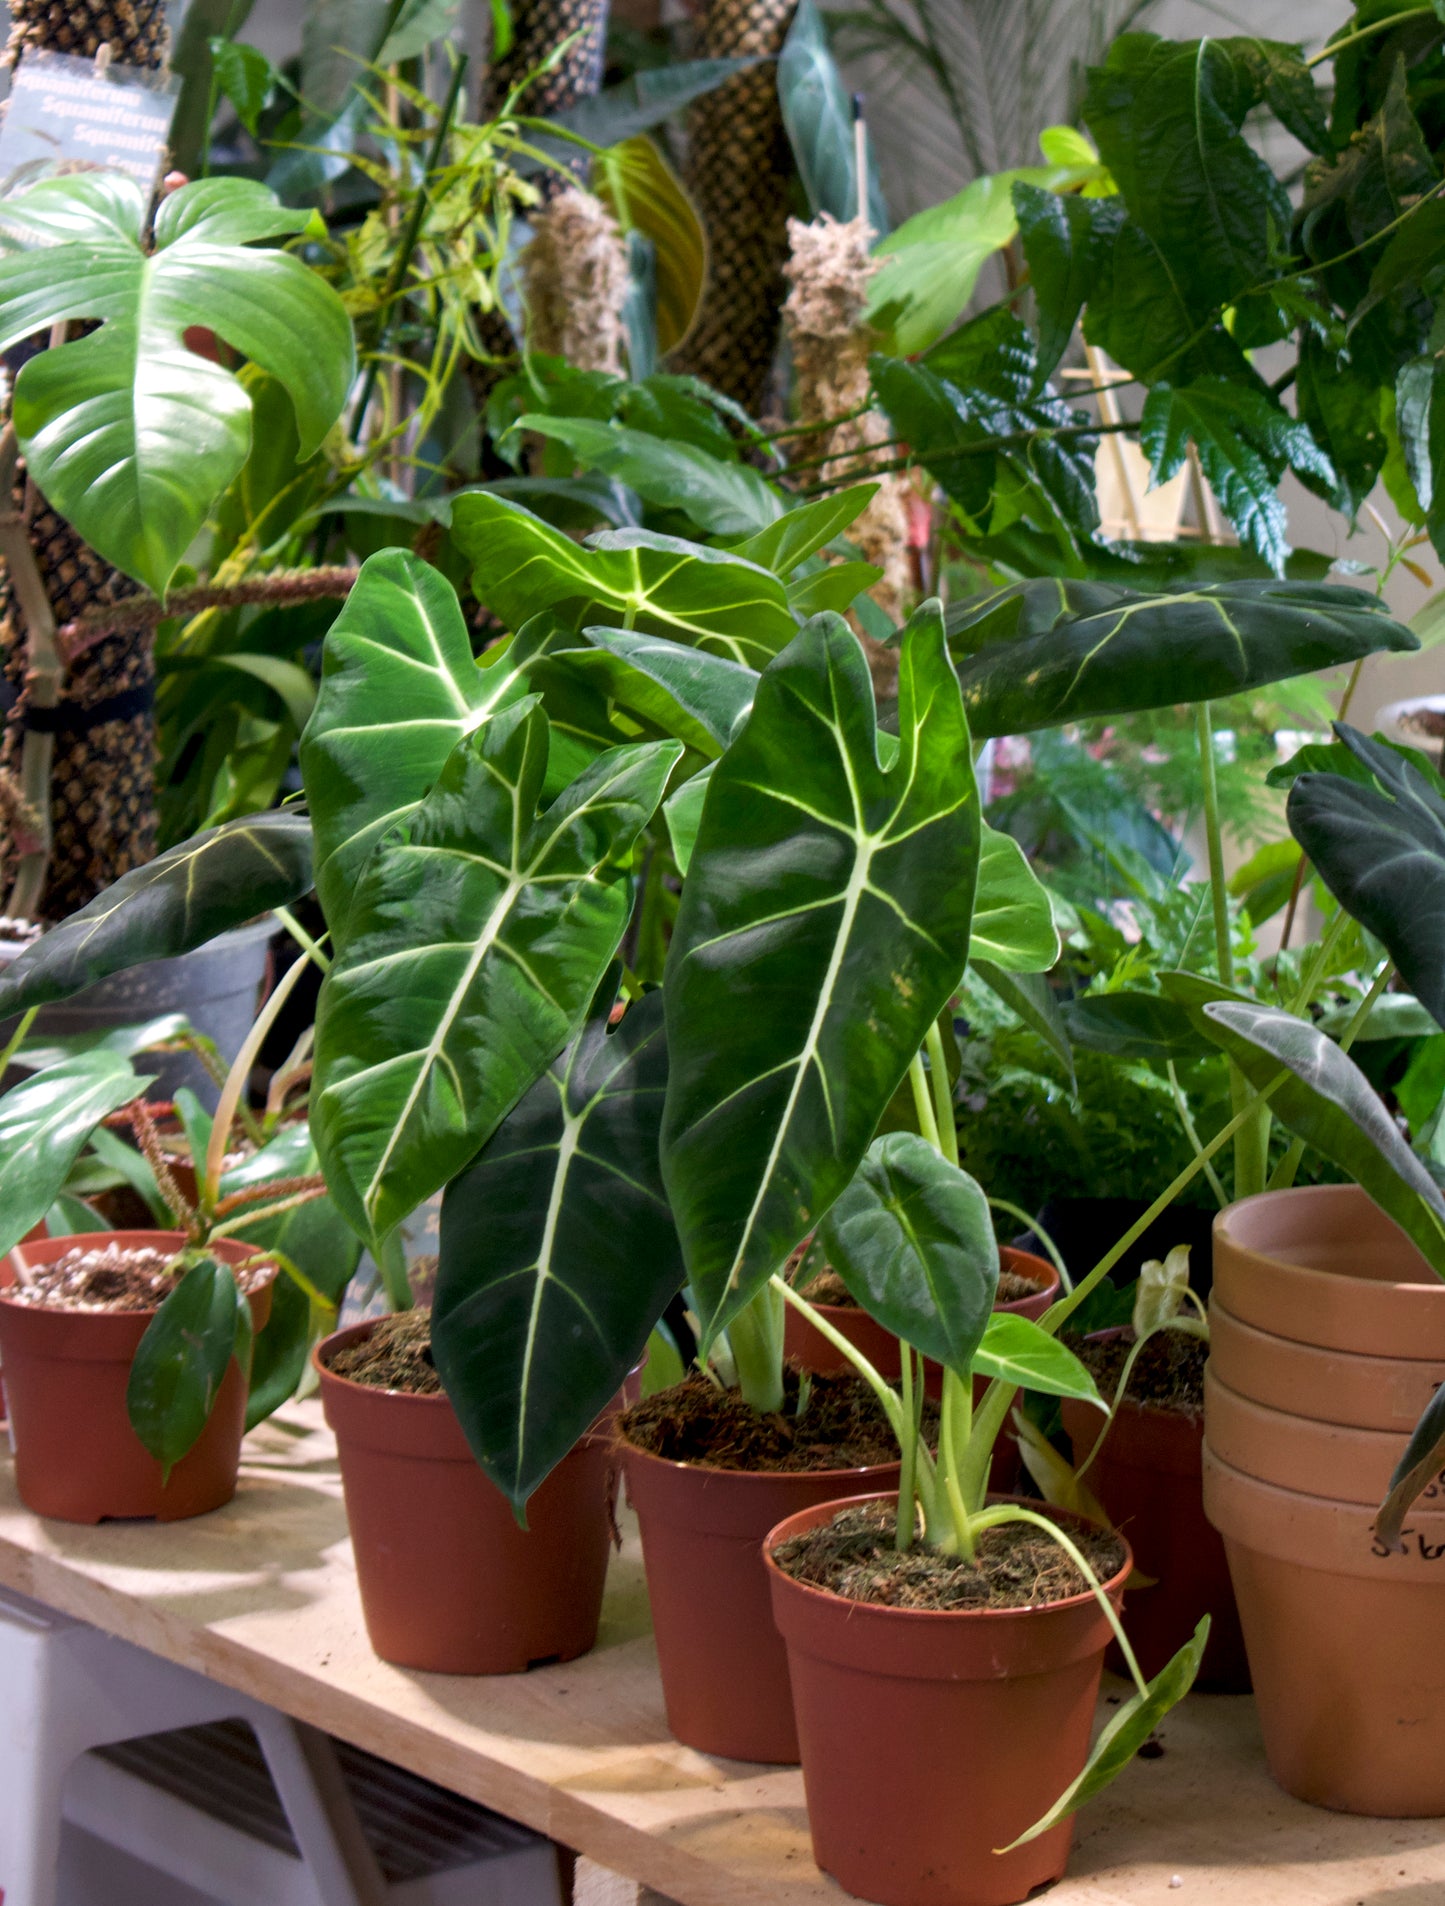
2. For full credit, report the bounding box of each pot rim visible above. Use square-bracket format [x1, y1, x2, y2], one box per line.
[617, 1421, 901, 1487]
[0, 1229, 276, 1319]
[1214, 1185, 1442, 1294]
[762, 1489, 1133, 1625]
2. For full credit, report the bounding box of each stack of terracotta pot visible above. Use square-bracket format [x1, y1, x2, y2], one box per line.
[1204, 1183, 1445, 1815]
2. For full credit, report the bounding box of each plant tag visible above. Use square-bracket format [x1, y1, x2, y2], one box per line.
[0, 50, 179, 193]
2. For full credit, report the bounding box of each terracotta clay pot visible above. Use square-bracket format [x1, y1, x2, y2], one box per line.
[1203, 1366, 1445, 1506]
[765, 1493, 1131, 1906]
[1212, 1184, 1445, 1357]
[0, 1231, 273, 1523]
[316, 1323, 614, 1675]
[782, 1249, 1059, 1495]
[1204, 1448, 1445, 1815]
[1207, 1299, 1445, 1433]
[783, 1247, 1059, 1390]
[620, 1439, 902, 1763]
[1060, 1340, 1247, 1692]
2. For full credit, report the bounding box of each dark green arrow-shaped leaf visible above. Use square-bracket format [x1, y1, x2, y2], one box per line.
[949, 578, 1416, 739]
[451, 492, 796, 669]
[1288, 724, 1445, 1036]
[299, 549, 541, 939]
[432, 980, 683, 1509]
[127, 1254, 242, 1471]
[660, 605, 979, 1344]
[1201, 999, 1445, 1278]
[819, 1132, 998, 1376]
[1061, 992, 1212, 1062]
[556, 627, 757, 757]
[313, 703, 680, 1244]
[0, 814, 311, 1016]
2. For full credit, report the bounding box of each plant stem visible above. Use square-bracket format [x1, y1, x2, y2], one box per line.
[351, 52, 470, 445]
[938, 1370, 975, 1558]
[728, 1283, 786, 1414]
[908, 1051, 942, 1151]
[203, 950, 312, 1208]
[274, 905, 331, 974]
[896, 1348, 917, 1552]
[0, 1006, 37, 1073]
[924, 1020, 958, 1165]
[1166, 1060, 1227, 1208]
[377, 1228, 413, 1310]
[1195, 702, 1233, 987]
[1306, 7, 1434, 67]
[987, 1197, 1071, 1288]
[58, 568, 358, 664]
[970, 1504, 1149, 1698]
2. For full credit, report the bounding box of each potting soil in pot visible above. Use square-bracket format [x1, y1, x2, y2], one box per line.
[326, 1307, 441, 1392]
[619, 1368, 923, 1471]
[6, 1240, 270, 1311]
[800, 1264, 1042, 1310]
[771, 1498, 1125, 1611]
[1062, 1326, 1247, 1691]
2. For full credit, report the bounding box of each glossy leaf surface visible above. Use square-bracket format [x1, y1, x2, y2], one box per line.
[126, 1255, 241, 1471]
[0, 1055, 148, 1257]
[1201, 1001, 1445, 1278]
[730, 485, 878, 575]
[563, 628, 756, 757]
[313, 704, 680, 1243]
[0, 815, 310, 1016]
[0, 175, 352, 594]
[1288, 725, 1445, 1035]
[517, 415, 782, 537]
[299, 550, 539, 938]
[948, 579, 1416, 739]
[972, 1314, 1105, 1403]
[453, 493, 796, 668]
[972, 824, 1060, 972]
[433, 984, 683, 1508]
[819, 1133, 998, 1375]
[661, 607, 979, 1343]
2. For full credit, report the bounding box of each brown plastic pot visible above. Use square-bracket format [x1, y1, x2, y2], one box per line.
[1212, 1185, 1445, 1357]
[1203, 1366, 1445, 1506]
[620, 1438, 901, 1763]
[1207, 1298, 1445, 1432]
[316, 1322, 614, 1675]
[783, 1247, 1059, 1389]
[1060, 1337, 1247, 1692]
[1203, 1447, 1445, 1815]
[765, 1492, 1131, 1906]
[0, 1231, 273, 1523]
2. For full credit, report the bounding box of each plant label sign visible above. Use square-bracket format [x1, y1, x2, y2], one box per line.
[0, 50, 179, 193]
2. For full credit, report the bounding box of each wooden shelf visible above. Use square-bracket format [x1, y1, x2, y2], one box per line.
[0, 1405, 1440, 1905]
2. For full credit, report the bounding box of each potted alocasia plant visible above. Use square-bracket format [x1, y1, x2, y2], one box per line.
[0, 883, 352, 1523]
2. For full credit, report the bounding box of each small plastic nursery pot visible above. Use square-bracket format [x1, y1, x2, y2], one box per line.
[783, 1247, 1059, 1389]
[764, 1493, 1132, 1906]
[620, 1439, 901, 1763]
[0, 1231, 273, 1524]
[1203, 1449, 1445, 1816]
[316, 1322, 615, 1676]
[1061, 1340, 1247, 1693]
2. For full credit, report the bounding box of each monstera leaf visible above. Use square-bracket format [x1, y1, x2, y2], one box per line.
[661, 605, 979, 1345]
[299, 550, 543, 939]
[0, 174, 353, 595]
[819, 1133, 999, 1375]
[948, 578, 1417, 738]
[1288, 725, 1445, 1035]
[1200, 1001, 1445, 1279]
[432, 980, 683, 1509]
[451, 493, 796, 668]
[312, 702, 680, 1245]
[0, 814, 312, 1016]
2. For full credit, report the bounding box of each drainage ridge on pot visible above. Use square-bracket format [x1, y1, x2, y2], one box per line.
[315, 1321, 615, 1676]
[764, 1491, 1132, 1906]
[619, 1435, 902, 1764]
[1207, 1299, 1445, 1432]
[0, 1230, 273, 1524]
